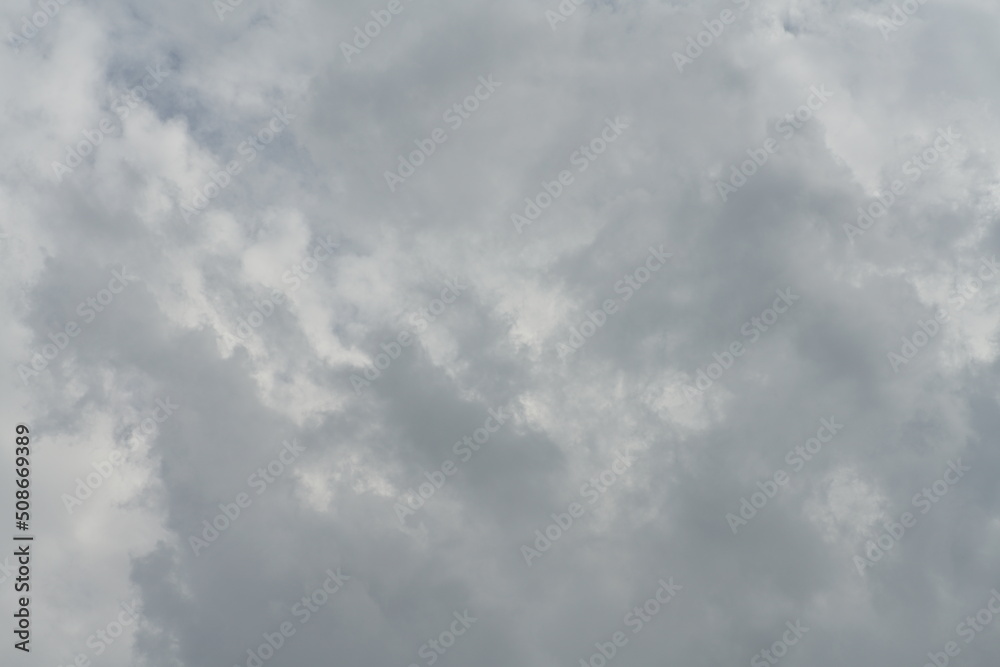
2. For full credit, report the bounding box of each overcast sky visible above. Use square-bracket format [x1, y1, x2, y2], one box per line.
[2, 0, 1000, 666]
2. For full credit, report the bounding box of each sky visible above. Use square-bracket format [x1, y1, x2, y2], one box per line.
[2, 0, 1000, 666]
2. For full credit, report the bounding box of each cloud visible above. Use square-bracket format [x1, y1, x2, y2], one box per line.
[3, 0, 1000, 665]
